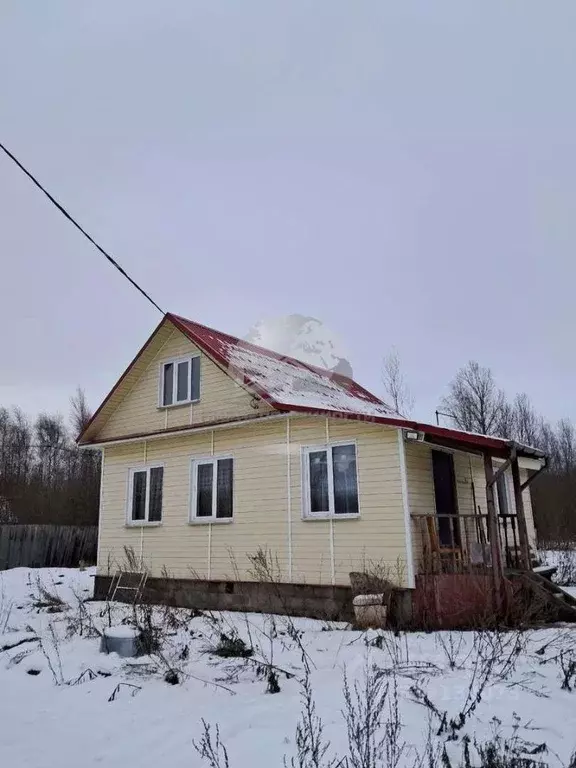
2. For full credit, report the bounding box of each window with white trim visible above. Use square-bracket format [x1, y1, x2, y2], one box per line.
[127, 466, 163, 523]
[190, 457, 234, 521]
[303, 443, 359, 518]
[160, 355, 200, 406]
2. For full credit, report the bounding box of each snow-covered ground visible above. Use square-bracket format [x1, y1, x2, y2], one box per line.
[540, 547, 576, 589]
[1, 567, 576, 767]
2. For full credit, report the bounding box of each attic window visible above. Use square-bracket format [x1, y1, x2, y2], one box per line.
[161, 356, 200, 406]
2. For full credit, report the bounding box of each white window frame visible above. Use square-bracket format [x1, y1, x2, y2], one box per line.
[126, 464, 164, 526]
[189, 454, 234, 524]
[159, 354, 201, 408]
[301, 441, 360, 520]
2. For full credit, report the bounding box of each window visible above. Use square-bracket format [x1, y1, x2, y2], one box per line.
[127, 466, 164, 523]
[303, 443, 359, 518]
[190, 457, 234, 521]
[160, 356, 200, 406]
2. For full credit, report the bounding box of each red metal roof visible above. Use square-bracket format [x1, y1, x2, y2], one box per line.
[78, 312, 545, 459]
[168, 313, 406, 422]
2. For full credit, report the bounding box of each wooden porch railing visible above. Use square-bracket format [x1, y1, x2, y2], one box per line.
[412, 511, 526, 575]
[412, 512, 492, 575]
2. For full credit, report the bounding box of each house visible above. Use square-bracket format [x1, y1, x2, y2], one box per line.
[79, 313, 548, 626]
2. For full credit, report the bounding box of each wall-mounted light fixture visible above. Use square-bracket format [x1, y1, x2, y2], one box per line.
[403, 429, 425, 442]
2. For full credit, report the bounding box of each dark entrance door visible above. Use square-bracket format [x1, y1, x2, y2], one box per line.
[432, 450, 461, 548]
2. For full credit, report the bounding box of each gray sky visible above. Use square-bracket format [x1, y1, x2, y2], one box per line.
[1, 1, 575, 429]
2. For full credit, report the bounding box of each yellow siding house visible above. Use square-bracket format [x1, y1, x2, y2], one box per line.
[79, 314, 546, 622]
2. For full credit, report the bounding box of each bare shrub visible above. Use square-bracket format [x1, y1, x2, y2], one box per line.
[31, 574, 67, 613]
[443, 716, 550, 768]
[0, 582, 13, 633]
[411, 630, 526, 742]
[240, 547, 316, 672]
[124, 602, 161, 655]
[193, 720, 230, 768]
[247, 546, 283, 584]
[200, 611, 295, 694]
[474, 629, 528, 684]
[39, 622, 65, 685]
[211, 630, 253, 660]
[435, 632, 470, 671]
[121, 545, 142, 573]
[285, 659, 338, 768]
[266, 668, 281, 694]
[65, 586, 101, 639]
[342, 662, 391, 768]
[560, 651, 576, 692]
[108, 682, 141, 702]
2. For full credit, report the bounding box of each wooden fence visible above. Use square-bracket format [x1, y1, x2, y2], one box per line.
[0, 525, 98, 570]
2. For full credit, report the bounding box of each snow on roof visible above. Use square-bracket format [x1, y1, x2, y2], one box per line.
[78, 312, 547, 460]
[169, 315, 545, 458]
[169, 314, 406, 421]
[225, 343, 405, 420]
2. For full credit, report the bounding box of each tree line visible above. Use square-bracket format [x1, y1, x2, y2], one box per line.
[383, 356, 576, 542]
[0, 388, 99, 526]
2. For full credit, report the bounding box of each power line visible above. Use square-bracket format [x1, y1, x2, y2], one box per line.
[0, 141, 164, 315]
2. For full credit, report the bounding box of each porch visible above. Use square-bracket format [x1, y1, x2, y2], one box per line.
[401, 428, 550, 627]
[405, 432, 545, 578]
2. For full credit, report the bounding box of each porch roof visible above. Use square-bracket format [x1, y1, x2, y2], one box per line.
[400, 423, 546, 461]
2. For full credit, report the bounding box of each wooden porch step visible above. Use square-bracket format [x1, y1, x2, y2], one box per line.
[532, 564, 557, 581]
[507, 569, 576, 623]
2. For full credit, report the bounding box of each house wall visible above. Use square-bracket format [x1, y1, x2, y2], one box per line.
[97, 326, 273, 441]
[97, 417, 410, 587]
[405, 442, 537, 571]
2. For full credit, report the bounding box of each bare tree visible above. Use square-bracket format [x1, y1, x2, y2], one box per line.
[440, 360, 576, 543]
[496, 400, 516, 440]
[381, 348, 414, 417]
[70, 387, 92, 437]
[536, 420, 556, 465]
[0, 395, 100, 526]
[35, 413, 67, 489]
[556, 419, 575, 474]
[513, 393, 540, 447]
[439, 361, 506, 435]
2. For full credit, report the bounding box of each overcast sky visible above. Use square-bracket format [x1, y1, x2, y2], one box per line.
[1, 2, 575, 430]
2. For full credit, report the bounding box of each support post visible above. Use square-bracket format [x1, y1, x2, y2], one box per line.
[511, 455, 531, 570]
[483, 453, 504, 596]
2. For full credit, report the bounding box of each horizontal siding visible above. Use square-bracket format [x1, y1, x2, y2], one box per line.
[405, 443, 435, 567]
[289, 419, 406, 585]
[98, 417, 409, 587]
[96, 325, 273, 442]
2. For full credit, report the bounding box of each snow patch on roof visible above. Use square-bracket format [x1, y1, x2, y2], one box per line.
[225, 342, 406, 420]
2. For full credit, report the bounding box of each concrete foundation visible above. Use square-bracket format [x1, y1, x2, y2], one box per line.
[94, 574, 355, 621]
